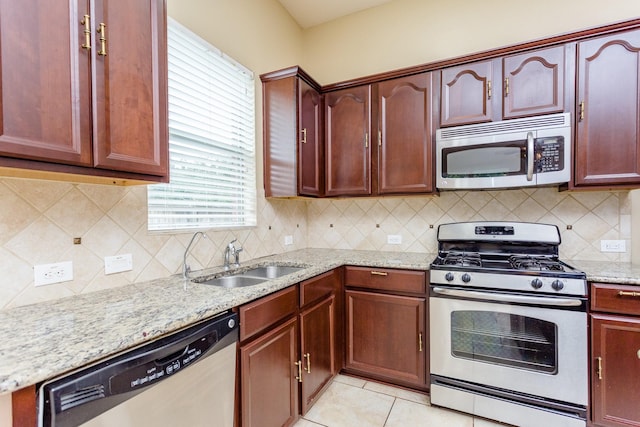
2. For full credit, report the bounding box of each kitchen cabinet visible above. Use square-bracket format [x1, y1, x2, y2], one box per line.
[575, 29, 640, 188]
[239, 269, 342, 426]
[261, 67, 323, 197]
[376, 73, 434, 194]
[440, 45, 569, 126]
[0, 0, 168, 183]
[344, 266, 427, 390]
[325, 85, 372, 196]
[590, 282, 640, 426]
[325, 73, 435, 197]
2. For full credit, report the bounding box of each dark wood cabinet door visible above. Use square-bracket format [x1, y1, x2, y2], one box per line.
[300, 295, 335, 415]
[299, 79, 323, 196]
[503, 46, 566, 119]
[440, 60, 497, 127]
[241, 317, 299, 427]
[377, 73, 433, 194]
[0, 0, 92, 165]
[575, 29, 640, 187]
[591, 314, 640, 427]
[92, 0, 168, 177]
[325, 85, 371, 196]
[345, 290, 426, 388]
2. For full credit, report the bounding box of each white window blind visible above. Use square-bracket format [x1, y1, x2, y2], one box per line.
[148, 18, 256, 231]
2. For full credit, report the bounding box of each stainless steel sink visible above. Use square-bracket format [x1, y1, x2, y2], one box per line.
[241, 265, 303, 279]
[197, 275, 265, 288]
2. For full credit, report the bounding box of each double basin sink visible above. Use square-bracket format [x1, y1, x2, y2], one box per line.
[193, 265, 304, 288]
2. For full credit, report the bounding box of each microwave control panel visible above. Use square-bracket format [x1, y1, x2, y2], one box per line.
[535, 137, 564, 172]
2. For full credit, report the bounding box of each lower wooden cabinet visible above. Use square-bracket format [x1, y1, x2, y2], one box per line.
[239, 269, 342, 426]
[591, 282, 640, 427]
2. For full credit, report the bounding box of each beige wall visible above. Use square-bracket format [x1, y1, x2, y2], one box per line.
[302, 0, 640, 84]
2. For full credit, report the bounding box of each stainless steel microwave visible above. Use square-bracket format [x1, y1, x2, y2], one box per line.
[436, 113, 571, 190]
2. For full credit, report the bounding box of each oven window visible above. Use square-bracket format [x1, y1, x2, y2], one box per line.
[443, 143, 526, 178]
[450, 310, 557, 374]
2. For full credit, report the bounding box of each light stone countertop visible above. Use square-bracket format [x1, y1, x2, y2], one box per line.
[0, 248, 432, 395]
[1, 248, 638, 396]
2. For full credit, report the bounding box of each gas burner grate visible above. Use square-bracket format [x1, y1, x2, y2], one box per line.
[443, 252, 482, 267]
[509, 255, 565, 272]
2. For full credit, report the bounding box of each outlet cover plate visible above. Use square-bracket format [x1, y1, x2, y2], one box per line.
[387, 234, 402, 245]
[600, 240, 626, 253]
[105, 254, 133, 275]
[34, 261, 73, 286]
[284, 235, 293, 246]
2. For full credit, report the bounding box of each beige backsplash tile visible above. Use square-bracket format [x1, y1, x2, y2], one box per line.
[0, 176, 632, 310]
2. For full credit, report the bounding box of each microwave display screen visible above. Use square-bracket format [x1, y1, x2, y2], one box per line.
[443, 142, 525, 178]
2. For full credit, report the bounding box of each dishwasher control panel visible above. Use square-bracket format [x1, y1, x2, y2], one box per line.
[110, 331, 217, 393]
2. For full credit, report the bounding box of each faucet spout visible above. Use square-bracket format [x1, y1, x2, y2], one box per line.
[183, 231, 207, 279]
[224, 238, 242, 270]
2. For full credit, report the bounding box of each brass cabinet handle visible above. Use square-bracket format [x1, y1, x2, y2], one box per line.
[504, 77, 509, 97]
[596, 356, 602, 380]
[364, 132, 369, 148]
[579, 101, 585, 121]
[304, 353, 311, 373]
[419, 332, 423, 352]
[637, 349, 640, 360]
[378, 130, 382, 147]
[487, 80, 492, 100]
[301, 128, 307, 144]
[97, 22, 107, 56]
[618, 290, 640, 298]
[81, 15, 91, 50]
[370, 271, 387, 276]
[295, 360, 302, 383]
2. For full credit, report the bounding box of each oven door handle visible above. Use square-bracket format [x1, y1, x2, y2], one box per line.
[526, 131, 534, 181]
[432, 287, 582, 307]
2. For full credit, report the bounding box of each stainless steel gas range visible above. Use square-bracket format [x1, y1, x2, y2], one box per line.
[429, 221, 588, 427]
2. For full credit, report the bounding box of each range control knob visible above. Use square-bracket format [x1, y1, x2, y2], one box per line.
[531, 278, 543, 289]
[445, 272, 455, 282]
[461, 273, 471, 283]
[552, 280, 564, 291]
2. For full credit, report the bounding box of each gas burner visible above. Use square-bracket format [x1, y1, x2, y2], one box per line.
[509, 255, 565, 272]
[442, 252, 482, 267]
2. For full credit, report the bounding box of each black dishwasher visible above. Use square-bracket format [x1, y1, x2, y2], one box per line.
[38, 310, 238, 427]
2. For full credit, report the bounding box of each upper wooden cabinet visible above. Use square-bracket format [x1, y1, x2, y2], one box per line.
[440, 45, 569, 126]
[325, 85, 372, 196]
[376, 73, 434, 195]
[574, 29, 640, 187]
[262, 67, 323, 197]
[0, 0, 168, 183]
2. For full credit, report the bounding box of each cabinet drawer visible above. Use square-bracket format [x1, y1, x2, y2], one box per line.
[300, 269, 341, 308]
[591, 282, 640, 316]
[344, 266, 426, 294]
[240, 286, 298, 342]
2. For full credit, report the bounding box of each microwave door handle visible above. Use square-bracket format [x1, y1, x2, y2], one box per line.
[526, 131, 534, 181]
[432, 287, 583, 307]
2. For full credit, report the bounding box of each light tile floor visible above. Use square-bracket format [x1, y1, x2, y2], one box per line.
[293, 375, 512, 427]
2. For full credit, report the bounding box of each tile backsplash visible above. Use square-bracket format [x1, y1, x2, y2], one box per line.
[0, 177, 631, 310]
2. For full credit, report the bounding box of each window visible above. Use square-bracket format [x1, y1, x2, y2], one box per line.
[148, 18, 256, 231]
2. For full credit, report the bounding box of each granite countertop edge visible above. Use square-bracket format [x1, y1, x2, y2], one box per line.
[1, 248, 638, 395]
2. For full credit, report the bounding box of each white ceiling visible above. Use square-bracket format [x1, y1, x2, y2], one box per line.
[277, 0, 395, 29]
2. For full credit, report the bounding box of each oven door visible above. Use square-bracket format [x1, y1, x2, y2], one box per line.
[430, 287, 587, 406]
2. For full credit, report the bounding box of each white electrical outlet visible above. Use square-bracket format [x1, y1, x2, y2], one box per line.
[387, 234, 402, 245]
[105, 254, 133, 275]
[284, 235, 293, 246]
[34, 261, 73, 286]
[600, 240, 626, 253]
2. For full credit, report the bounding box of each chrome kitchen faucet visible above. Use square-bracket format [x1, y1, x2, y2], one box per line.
[224, 239, 243, 270]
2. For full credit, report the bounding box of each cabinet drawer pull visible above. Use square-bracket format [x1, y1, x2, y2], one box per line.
[81, 15, 91, 50]
[97, 22, 107, 56]
[419, 332, 423, 352]
[295, 360, 303, 383]
[364, 132, 369, 148]
[301, 128, 307, 144]
[618, 290, 640, 298]
[370, 271, 388, 276]
[596, 356, 602, 380]
[487, 80, 492, 100]
[304, 353, 311, 373]
[579, 101, 585, 121]
[637, 349, 640, 360]
[504, 77, 509, 97]
[378, 130, 382, 147]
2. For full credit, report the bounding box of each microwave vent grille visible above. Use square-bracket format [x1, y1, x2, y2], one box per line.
[439, 113, 569, 140]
